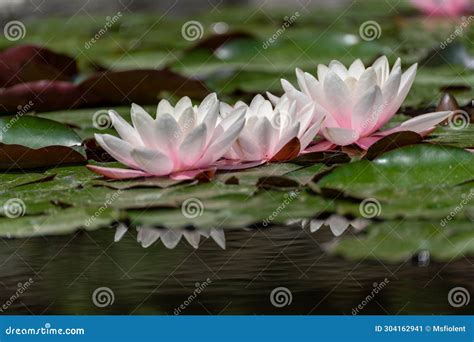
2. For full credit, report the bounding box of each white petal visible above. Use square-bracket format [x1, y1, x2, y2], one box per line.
[210, 228, 226, 249]
[109, 110, 142, 146]
[131, 148, 174, 176]
[179, 123, 207, 166]
[114, 223, 128, 242]
[160, 229, 183, 249]
[348, 59, 365, 79]
[397, 111, 452, 133]
[177, 107, 197, 137]
[317, 64, 329, 82]
[296, 68, 310, 94]
[310, 219, 324, 233]
[199, 117, 245, 165]
[219, 102, 234, 117]
[155, 113, 181, 155]
[254, 117, 276, 159]
[354, 67, 377, 99]
[157, 99, 174, 117]
[326, 215, 350, 237]
[300, 116, 324, 150]
[352, 86, 382, 135]
[329, 60, 348, 79]
[131, 103, 157, 149]
[323, 71, 351, 127]
[137, 227, 161, 248]
[381, 66, 401, 104]
[95, 133, 139, 168]
[266, 91, 280, 105]
[322, 127, 358, 146]
[183, 229, 200, 249]
[174, 97, 192, 118]
[198, 93, 218, 121]
[372, 55, 389, 85]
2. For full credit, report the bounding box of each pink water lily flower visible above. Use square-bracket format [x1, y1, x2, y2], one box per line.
[219, 94, 324, 165]
[411, 0, 471, 16]
[88, 94, 246, 180]
[275, 56, 452, 150]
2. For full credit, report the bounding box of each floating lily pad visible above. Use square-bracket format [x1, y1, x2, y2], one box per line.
[0, 116, 86, 169]
[318, 144, 474, 199]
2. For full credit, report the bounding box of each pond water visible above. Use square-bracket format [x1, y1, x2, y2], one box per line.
[0, 225, 473, 315]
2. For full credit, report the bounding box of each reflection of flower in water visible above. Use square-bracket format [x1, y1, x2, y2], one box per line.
[293, 215, 370, 237]
[114, 225, 225, 249]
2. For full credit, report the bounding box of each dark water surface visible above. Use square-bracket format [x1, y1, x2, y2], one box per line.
[0, 226, 473, 315]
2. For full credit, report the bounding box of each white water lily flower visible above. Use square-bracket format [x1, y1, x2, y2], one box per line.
[275, 56, 452, 150]
[220, 94, 324, 164]
[88, 94, 246, 180]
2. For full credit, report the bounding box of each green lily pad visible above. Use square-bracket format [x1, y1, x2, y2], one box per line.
[0, 116, 86, 169]
[318, 144, 474, 199]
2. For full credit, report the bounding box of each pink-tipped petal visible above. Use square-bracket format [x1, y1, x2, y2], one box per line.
[354, 136, 382, 150]
[86, 165, 151, 179]
[131, 148, 174, 176]
[95, 134, 139, 169]
[322, 127, 358, 146]
[379, 111, 452, 136]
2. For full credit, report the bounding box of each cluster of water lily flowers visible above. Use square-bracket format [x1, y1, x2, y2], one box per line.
[88, 56, 453, 180]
